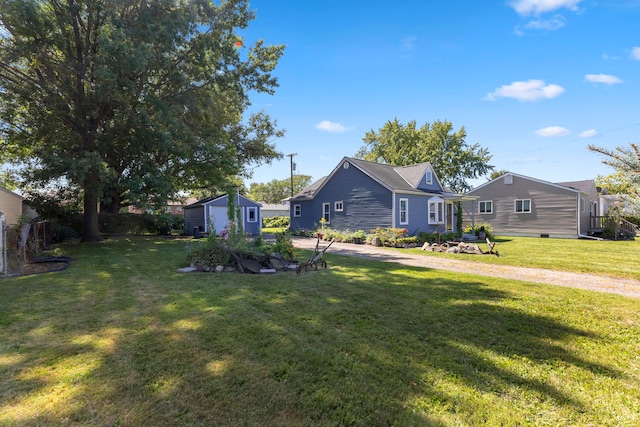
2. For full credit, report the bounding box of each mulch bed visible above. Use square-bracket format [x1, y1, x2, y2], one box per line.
[18, 256, 73, 276]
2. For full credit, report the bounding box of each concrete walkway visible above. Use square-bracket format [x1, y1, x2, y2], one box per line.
[292, 236, 640, 299]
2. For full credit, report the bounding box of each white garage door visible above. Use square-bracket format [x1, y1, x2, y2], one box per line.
[208, 206, 229, 235]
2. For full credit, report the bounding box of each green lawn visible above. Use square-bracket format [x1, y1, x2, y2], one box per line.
[1, 236, 639, 426]
[406, 236, 640, 281]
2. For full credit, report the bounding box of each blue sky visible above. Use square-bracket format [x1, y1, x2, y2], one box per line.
[240, 0, 640, 190]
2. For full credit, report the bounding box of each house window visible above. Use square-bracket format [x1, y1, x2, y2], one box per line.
[247, 207, 258, 223]
[504, 175, 513, 185]
[515, 199, 531, 213]
[425, 171, 432, 185]
[335, 201, 344, 212]
[428, 197, 444, 224]
[293, 204, 301, 217]
[479, 200, 493, 214]
[399, 198, 408, 225]
[322, 202, 330, 223]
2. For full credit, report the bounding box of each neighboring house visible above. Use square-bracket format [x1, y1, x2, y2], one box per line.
[184, 194, 262, 236]
[289, 157, 470, 234]
[259, 202, 290, 218]
[0, 185, 36, 225]
[460, 173, 600, 238]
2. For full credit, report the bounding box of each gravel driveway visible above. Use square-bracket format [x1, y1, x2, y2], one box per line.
[292, 236, 640, 299]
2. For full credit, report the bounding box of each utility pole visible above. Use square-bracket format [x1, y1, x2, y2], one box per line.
[288, 153, 297, 198]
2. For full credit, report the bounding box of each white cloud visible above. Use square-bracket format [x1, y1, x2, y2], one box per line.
[315, 120, 352, 133]
[585, 73, 623, 84]
[485, 79, 565, 101]
[535, 126, 570, 137]
[631, 47, 640, 61]
[524, 16, 565, 30]
[511, 0, 582, 16]
[579, 129, 598, 138]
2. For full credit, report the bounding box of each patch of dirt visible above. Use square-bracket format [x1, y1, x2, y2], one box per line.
[21, 261, 71, 275]
[6, 256, 74, 277]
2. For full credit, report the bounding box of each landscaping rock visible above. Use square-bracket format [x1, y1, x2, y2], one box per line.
[177, 266, 199, 273]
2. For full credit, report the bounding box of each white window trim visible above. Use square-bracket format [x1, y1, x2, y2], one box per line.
[334, 201, 344, 212]
[247, 206, 258, 223]
[293, 204, 301, 217]
[425, 171, 432, 185]
[399, 198, 409, 225]
[428, 197, 444, 224]
[322, 202, 330, 224]
[479, 200, 493, 214]
[514, 199, 531, 213]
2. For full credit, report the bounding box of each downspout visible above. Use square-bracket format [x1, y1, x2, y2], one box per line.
[391, 191, 396, 228]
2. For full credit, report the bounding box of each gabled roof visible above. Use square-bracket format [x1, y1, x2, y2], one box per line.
[184, 194, 225, 208]
[292, 176, 328, 201]
[0, 185, 25, 201]
[184, 193, 260, 209]
[555, 180, 595, 194]
[469, 172, 593, 194]
[292, 157, 465, 201]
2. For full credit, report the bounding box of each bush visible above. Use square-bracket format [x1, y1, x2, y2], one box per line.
[263, 216, 289, 229]
[463, 223, 493, 239]
[186, 227, 297, 270]
[368, 227, 408, 246]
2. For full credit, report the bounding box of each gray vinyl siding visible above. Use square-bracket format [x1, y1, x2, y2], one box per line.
[415, 169, 442, 193]
[394, 193, 431, 234]
[290, 163, 393, 232]
[462, 175, 580, 237]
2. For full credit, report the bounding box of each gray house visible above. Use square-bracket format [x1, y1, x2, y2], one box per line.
[289, 157, 469, 234]
[460, 173, 599, 238]
[184, 194, 262, 236]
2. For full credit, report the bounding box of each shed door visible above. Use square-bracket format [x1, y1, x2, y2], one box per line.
[208, 206, 228, 235]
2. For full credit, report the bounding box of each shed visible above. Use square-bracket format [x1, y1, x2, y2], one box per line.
[184, 194, 262, 236]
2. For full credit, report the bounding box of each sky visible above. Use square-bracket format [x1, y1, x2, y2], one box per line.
[239, 0, 640, 190]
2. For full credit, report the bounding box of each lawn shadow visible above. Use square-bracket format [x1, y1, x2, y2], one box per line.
[0, 238, 630, 426]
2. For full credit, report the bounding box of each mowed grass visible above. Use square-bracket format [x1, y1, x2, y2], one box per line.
[1, 237, 639, 426]
[406, 236, 640, 280]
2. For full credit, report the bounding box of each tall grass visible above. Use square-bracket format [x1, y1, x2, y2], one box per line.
[1, 237, 639, 426]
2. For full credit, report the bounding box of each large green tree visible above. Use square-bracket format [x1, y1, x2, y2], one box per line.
[356, 118, 493, 192]
[0, 0, 284, 241]
[247, 174, 312, 204]
[589, 143, 640, 216]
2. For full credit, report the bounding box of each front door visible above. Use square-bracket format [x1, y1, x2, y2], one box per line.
[445, 202, 454, 231]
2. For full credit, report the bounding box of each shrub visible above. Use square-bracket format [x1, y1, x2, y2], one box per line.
[186, 227, 297, 270]
[463, 223, 493, 239]
[368, 227, 408, 246]
[263, 216, 290, 229]
[416, 231, 460, 244]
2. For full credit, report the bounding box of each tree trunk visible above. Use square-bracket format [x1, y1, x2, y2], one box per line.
[106, 193, 121, 214]
[82, 177, 101, 242]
